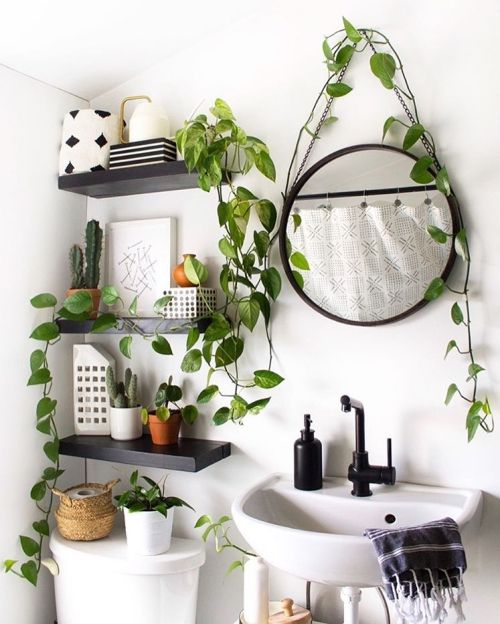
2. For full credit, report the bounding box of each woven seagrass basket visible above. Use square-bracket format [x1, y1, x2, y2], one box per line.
[53, 479, 119, 541]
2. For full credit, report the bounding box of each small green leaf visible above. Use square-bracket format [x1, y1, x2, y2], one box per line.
[43, 439, 59, 463]
[30, 350, 45, 373]
[30, 293, 57, 309]
[3, 559, 17, 572]
[370, 52, 396, 88]
[30, 481, 47, 501]
[213, 407, 230, 425]
[202, 341, 213, 366]
[336, 44, 355, 66]
[239, 298, 260, 331]
[184, 256, 208, 285]
[209, 98, 234, 120]
[444, 340, 458, 359]
[382, 116, 397, 141]
[186, 327, 200, 350]
[128, 295, 138, 316]
[56, 307, 90, 321]
[261, 267, 282, 301]
[153, 295, 173, 314]
[427, 225, 449, 244]
[467, 363, 485, 382]
[292, 213, 302, 232]
[326, 83, 353, 97]
[30, 322, 60, 342]
[435, 167, 451, 196]
[219, 238, 238, 259]
[217, 201, 230, 226]
[152, 335, 173, 356]
[27, 368, 52, 386]
[119, 336, 133, 359]
[454, 229, 469, 262]
[467, 401, 483, 442]
[181, 349, 203, 373]
[254, 370, 284, 389]
[91, 313, 118, 333]
[290, 251, 310, 271]
[36, 397, 57, 419]
[101, 285, 121, 306]
[255, 199, 277, 233]
[410, 156, 435, 184]
[182, 405, 198, 426]
[197, 385, 219, 404]
[156, 406, 170, 422]
[194, 514, 212, 529]
[63, 291, 93, 314]
[141, 407, 149, 425]
[247, 397, 271, 414]
[42, 467, 63, 481]
[451, 302, 464, 325]
[322, 116, 339, 128]
[20, 561, 38, 586]
[236, 186, 257, 200]
[255, 151, 276, 182]
[251, 292, 270, 326]
[445, 383, 458, 405]
[292, 271, 304, 289]
[36, 418, 51, 435]
[215, 337, 244, 367]
[343, 16, 362, 43]
[403, 123, 425, 151]
[226, 560, 244, 575]
[322, 38, 334, 60]
[20, 536, 40, 557]
[205, 313, 231, 342]
[424, 277, 445, 301]
[32, 520, 49, 537]
[254, 230, 270, 262]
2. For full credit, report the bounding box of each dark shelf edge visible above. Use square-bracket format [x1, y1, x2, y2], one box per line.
[59, 435, 231, 473]
[57, 317, 210, 335]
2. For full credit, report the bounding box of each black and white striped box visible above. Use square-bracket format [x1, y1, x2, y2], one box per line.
[109, 137, 177, 169]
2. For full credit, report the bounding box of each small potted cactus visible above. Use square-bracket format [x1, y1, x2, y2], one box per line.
[106, 366, 142, 441]
[141, 376, 199, 445]
[66, 219, 103, 318]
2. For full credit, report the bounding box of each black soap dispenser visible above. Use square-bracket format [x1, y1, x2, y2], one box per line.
[294, 414, 323, 491]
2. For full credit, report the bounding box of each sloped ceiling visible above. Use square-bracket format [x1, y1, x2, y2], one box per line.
[0, 0, 265, 100]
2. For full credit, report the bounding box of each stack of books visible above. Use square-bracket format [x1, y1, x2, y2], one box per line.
[109, 137, 177, 169]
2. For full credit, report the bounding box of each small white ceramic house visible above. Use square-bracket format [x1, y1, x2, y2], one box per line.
[73, 344, 115, 435]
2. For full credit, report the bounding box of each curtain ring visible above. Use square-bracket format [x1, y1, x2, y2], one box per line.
[360, 189, 368, 209]
[424, 184, 432, 205]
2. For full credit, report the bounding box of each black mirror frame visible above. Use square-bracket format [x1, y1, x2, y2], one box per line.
[279, 143, 461, 326]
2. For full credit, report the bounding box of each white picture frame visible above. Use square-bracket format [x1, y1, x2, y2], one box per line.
[106, 218, 176, 315]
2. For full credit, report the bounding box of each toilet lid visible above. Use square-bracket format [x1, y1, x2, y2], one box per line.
[50, 527, 205, 575]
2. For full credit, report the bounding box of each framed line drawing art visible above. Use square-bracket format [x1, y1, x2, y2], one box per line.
[106, 218, 176, 315]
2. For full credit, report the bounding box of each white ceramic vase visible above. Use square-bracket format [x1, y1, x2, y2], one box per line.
[109, 406, 142, 441]
[124, 508, 174, 556]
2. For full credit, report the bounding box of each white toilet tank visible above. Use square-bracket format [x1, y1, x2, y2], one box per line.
[50, 527, 205, 624]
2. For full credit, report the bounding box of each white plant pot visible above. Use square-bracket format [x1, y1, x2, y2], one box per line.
[124, 508, 174, 556]
[109, 406, 142, 441]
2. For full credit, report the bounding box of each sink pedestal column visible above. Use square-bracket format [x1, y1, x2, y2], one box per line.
[340, 587, 362, 624]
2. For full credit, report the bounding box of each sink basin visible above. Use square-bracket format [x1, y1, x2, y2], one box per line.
[231, 474, 482, 587]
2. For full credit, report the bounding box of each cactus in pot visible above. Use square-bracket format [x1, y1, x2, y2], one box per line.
[106, 366, 142, 441]
[65, 219, 104, 318]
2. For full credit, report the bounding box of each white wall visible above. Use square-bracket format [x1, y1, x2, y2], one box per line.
[0, 66, 87, 621]
[85, 2, 500, 623]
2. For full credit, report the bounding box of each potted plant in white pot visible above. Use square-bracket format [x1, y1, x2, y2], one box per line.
[106, 366, 142, 440]
[115, 470, 194, 556]
[141, 376, 199, 445]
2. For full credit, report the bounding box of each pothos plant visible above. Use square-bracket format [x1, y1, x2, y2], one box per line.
[174, 99, 284, 425]
[285, 17, 493, 442]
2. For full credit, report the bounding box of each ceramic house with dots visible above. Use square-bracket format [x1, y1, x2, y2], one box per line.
[73, 344, 115, 435]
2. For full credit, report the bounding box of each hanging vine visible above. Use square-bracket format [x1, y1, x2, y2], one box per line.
[284, 17, 493, 441]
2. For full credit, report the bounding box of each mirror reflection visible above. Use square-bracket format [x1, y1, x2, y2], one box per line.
[282, 146, 458, 325]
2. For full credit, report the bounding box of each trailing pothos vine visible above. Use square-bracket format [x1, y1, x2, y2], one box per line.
[175, 99, 284, 425]
[285, 17, 493, 441]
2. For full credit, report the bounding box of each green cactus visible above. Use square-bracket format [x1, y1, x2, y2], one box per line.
[69, 244, 84, 289]
[106, 366, 139, 408]
[84, 219, 103, 289]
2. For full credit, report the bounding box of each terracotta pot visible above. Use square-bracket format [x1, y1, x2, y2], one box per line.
[172, 254, 196, 287]
[149, 410, 181, 445]
[66, 288, 101, 319]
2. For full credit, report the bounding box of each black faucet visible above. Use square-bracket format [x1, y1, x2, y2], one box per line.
[340, 395, 396, 497]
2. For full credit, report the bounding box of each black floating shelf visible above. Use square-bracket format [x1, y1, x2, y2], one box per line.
[57, 317, 209, 335]
[58, 161, 199, 198]
[60, 435, 231, 472]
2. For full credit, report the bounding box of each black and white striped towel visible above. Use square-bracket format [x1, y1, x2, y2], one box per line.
[365, 517, 466, 623]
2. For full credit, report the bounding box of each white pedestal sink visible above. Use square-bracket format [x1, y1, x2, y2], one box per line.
[231, 474, 482, 588]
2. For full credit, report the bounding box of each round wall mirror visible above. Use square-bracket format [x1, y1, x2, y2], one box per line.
[279, 144, 460, 325]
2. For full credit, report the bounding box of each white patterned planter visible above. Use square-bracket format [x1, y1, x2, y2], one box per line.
[163, 287, 216, 319]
